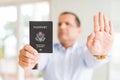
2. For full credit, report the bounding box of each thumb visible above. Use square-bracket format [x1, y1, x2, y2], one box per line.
[87, 32, 95, 47]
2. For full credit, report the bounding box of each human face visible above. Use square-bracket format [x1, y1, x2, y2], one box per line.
[58, 14, 81, 45]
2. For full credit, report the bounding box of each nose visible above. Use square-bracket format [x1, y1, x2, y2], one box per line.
[59, 23, 66, 29]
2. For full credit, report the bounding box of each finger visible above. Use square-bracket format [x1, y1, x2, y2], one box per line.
[109, 21, 114, 35]
[19, 55, 35, 64]
[20, 49, 37, 60]
[20, 50, 40, 63]
[87, 32, 95, 47]
[19, 53, 39, 64]
[94, 15, 99, 32]
[24, 44, 38, 55]
[99, 12, 104, 31]
[104, 15, 110, 33]
[19, 60, 28, 67]
[19, 60, 35, 69]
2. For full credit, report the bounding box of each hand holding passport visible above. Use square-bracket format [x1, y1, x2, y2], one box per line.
[30, 21, 53, 69]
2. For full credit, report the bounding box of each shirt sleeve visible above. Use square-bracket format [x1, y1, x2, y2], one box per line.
[38, 54, 51, 71]
[82, 46, 111, 68]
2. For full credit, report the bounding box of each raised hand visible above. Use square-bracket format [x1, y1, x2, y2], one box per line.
[86, 12, 114, 56]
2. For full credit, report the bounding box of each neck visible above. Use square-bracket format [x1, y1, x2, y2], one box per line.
[61, 40, 75, 49]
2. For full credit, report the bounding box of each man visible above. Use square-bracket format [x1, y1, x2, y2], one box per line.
[19, 11, 114, 80]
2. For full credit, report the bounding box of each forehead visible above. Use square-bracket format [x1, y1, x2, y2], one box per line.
[59, 14, 76, 22]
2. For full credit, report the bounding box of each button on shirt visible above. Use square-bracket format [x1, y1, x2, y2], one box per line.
[38, 42, 110, 80]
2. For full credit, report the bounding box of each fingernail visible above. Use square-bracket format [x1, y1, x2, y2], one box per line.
[33, 50, 38, 55]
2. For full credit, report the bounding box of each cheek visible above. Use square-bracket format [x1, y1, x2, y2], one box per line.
[58, 29, 67, 36]
[70, 30, 79, 37]
[58, 31, 67, 38]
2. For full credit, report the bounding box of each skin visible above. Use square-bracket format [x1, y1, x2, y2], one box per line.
[57, 14, 81, 48]
[19, 12, 114, 69]
[86, 12, 114, 56]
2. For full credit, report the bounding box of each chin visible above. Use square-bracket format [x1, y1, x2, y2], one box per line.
[59, 38, 68, 43]
[59, 36, 67, 40]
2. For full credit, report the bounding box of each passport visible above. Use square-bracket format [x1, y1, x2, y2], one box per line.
[30, 21, 53, 53]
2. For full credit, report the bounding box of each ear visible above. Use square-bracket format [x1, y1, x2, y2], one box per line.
[78, 27, 82, 35]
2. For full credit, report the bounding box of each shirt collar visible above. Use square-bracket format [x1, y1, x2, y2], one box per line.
[58, 41, 79, 53]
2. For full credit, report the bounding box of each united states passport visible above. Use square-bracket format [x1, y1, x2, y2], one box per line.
[30, 21, 53, 53]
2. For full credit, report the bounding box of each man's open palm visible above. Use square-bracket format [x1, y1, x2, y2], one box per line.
[87, 12, 114, 56]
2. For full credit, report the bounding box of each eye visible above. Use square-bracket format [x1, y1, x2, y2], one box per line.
[58, 22, 61, 27]
[65, 22, 70, 26]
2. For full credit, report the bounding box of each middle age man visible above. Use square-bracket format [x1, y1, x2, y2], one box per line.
[19, 12, 114, 80]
